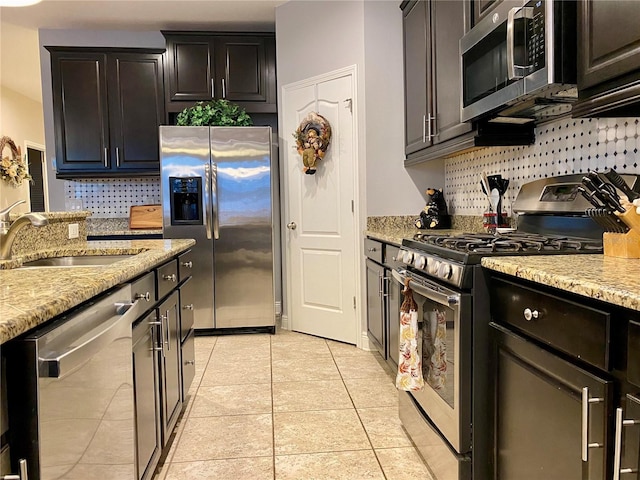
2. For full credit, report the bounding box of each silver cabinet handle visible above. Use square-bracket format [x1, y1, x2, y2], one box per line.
[163, 274, 177, 283]
[115, 147, 120, 167]
[164, 309, 171, 351]
[368, 247, 377, 252]
[1, 458, 28, 480]
[613, 406, 640, 480]
[378, 271, 383, 297]
[183, 304, 194, 310]
[135, 292, 151, 302]
[185, 360, 195, 366]
[211, 78, 215, 97]
[581, 387, 604, 461]
[382, 276, 390, 298]
[103, 147, 109, 167]
[523, 308, 541, 321]
[426, 113, 435, 140]
[221, 78, 226, 99]
[181, 261, 193, 268]
[287, 222, 297, 230]
[422, 114, 427, 143]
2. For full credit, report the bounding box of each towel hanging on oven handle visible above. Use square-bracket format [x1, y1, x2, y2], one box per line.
[396, 278, 424, 392]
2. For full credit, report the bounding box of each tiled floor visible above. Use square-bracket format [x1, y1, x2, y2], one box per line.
[153, 329, 433, 480]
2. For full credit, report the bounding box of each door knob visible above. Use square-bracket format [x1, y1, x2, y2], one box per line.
[287, 222, 297, 230]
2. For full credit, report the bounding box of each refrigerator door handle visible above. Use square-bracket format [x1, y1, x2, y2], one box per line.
[212, 162, 220, 239]
[204, 163, 212, 240]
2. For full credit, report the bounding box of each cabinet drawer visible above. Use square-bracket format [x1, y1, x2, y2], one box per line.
[178, 250, 194, 282]
[132, 271, 156, 314]
[629, 320, 640, 387]
[179, 276, 195, 341]
[490, 277, 611, 370]
[364, 238, 383, 263]
[181, 330, 195, 401]
[384, 244, 402, 268]
[157, 259, 179, 300]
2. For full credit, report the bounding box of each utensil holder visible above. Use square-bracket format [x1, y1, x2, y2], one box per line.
[603, 209, 640, 258]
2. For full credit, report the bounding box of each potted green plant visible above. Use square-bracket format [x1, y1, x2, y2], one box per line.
[175, 99, 253, 126]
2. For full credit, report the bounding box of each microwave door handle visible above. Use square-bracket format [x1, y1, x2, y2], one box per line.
[507, 7, 534, 80]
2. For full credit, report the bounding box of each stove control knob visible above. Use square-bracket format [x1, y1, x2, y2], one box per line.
[403, 251, 414, 264]
[438, 262, 453, 279]
[429, 260, 440, 275]
[414, 255, 426, 270]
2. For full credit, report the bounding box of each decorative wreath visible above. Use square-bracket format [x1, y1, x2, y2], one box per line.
[292, 112, 332, 175]
[0, 136, 32, 187]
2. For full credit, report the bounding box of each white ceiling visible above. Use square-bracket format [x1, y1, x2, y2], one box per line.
[0, 0, 286, 102]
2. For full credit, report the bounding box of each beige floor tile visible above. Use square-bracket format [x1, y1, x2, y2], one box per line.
[214, 333, 272, 348]
[200, 358, 271, 386]
[357, 407, 412, 449]
[190, 383, 272, 417]
[271, 355, 340, 382]
[343, 377, 399, 409]
[271, 330, 328, 345]
[334, 354, 394, 379]
[272, 380, 353, 412]
[275, 450, 385, 480]
[271, 339, 332, 360]
[172, 414, 273, 462]
[165, 457, 273, 480]
[326, 339, 370, 357]
[274, 409, 370, 455]
[375, 447, 434, 480]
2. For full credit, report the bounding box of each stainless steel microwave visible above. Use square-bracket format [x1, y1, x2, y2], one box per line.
[460, 0, 577, 124]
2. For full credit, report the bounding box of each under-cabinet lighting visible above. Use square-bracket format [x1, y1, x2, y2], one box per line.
[0, 0, 42, 6]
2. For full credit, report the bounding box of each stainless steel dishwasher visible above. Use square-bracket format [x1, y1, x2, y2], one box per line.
[5, 283, 142, 480]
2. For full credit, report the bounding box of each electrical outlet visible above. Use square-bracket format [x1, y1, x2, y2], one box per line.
[68, 223, 79, 239]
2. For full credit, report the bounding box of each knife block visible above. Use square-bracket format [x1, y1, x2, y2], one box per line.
[603, 209, 640, 258]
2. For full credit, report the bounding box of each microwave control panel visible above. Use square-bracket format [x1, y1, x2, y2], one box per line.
[527, 0, 546, 72]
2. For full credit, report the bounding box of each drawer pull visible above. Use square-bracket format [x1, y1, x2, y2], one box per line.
[163, 274, 177, 283]
[185, 360, 195, 366]
[368, 247, 377, 252]
[582, 387, 604, 462]
[135, 292, 151, 302]
[183, 304, 194, 310]
[181, 261, 193, 268]
[523, 308, 541, 321]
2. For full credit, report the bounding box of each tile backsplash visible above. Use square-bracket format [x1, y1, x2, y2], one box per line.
[445, 117, 639, 217]
[65, 178, 160, 218]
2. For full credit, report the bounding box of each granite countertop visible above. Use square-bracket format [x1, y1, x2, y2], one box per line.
[0, 239, 195, 344]
[87, 217, 162, 237]
[482, 255, 640, 312]
[364, 227, 467, 246]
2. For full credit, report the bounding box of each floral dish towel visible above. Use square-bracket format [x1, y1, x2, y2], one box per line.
[396, 278, 424, 391]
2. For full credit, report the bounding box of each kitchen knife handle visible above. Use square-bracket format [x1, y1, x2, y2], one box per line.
[604, 169, 640, 201]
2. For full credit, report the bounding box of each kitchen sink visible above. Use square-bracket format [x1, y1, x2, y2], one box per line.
[22, 254, 135, 267]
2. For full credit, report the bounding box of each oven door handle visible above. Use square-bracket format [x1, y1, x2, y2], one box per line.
[392, 269, 460, 307]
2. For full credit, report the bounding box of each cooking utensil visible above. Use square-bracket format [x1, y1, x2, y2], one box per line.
[490, 188, 500, 212]
[480, 173, 491, 199]
[604, 169, 640, 201]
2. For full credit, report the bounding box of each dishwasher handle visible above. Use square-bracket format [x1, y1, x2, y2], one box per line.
[39, 297, 138, 379]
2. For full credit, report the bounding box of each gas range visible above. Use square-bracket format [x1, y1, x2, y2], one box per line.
[399, 231, 603, 289]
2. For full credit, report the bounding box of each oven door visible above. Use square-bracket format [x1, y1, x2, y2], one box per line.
[392, 268, 472, 454]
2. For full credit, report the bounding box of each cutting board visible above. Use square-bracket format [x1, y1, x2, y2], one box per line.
[129, 205, 162, 230]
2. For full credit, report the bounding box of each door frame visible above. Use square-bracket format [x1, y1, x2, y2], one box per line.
[24, 141, 48, 212]
[279, 65, 365, 348]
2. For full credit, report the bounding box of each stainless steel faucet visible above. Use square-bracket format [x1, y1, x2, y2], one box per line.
[0, 200, 49, 260]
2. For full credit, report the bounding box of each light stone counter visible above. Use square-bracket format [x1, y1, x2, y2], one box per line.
[0, 238, 195, 344]
[481, 255, 640, 312]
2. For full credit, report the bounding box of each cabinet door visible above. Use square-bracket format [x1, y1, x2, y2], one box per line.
[366, 259, 385, 357]
[158, 291, 182, 446]
[50, 51, 111, 174]
[179, 276, 195, 342]
[578, 0, 640, 90]
[164, 35, 216, 102]
[107, 52, 164, 173]
[132, 314, 161, 480]
[492, 323, 612, 480]
[432, 0, 472, 145]
[617, 394, 640, 480]
[386, 270, 401, 369]
[403, 1, 432, 155]
[472, 0, 502, 26]
[214, 36, 271, 103]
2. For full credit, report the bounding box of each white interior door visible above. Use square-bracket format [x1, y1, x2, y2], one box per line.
[282, 70, 358, 344]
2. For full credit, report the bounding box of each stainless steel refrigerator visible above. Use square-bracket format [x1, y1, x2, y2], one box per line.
[160, 126, 275, 331]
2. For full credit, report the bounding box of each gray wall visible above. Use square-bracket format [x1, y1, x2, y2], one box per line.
[38, 29, 166, 211]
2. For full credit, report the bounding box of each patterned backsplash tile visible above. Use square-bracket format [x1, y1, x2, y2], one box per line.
[65, 177, 160, 218]
[445, 117, 639, 217]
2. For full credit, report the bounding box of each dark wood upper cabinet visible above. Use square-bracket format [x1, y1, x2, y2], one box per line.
[162, 32, 276, 115]
[48, 48, 165, 178]
[573, 0, 640, 117]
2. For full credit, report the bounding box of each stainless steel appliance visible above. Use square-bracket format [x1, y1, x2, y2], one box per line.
[460, 0, 577, 123]
[393, 174, 640, 480]
[5, 283, 143, 480]
[160, 126, 276, 332]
